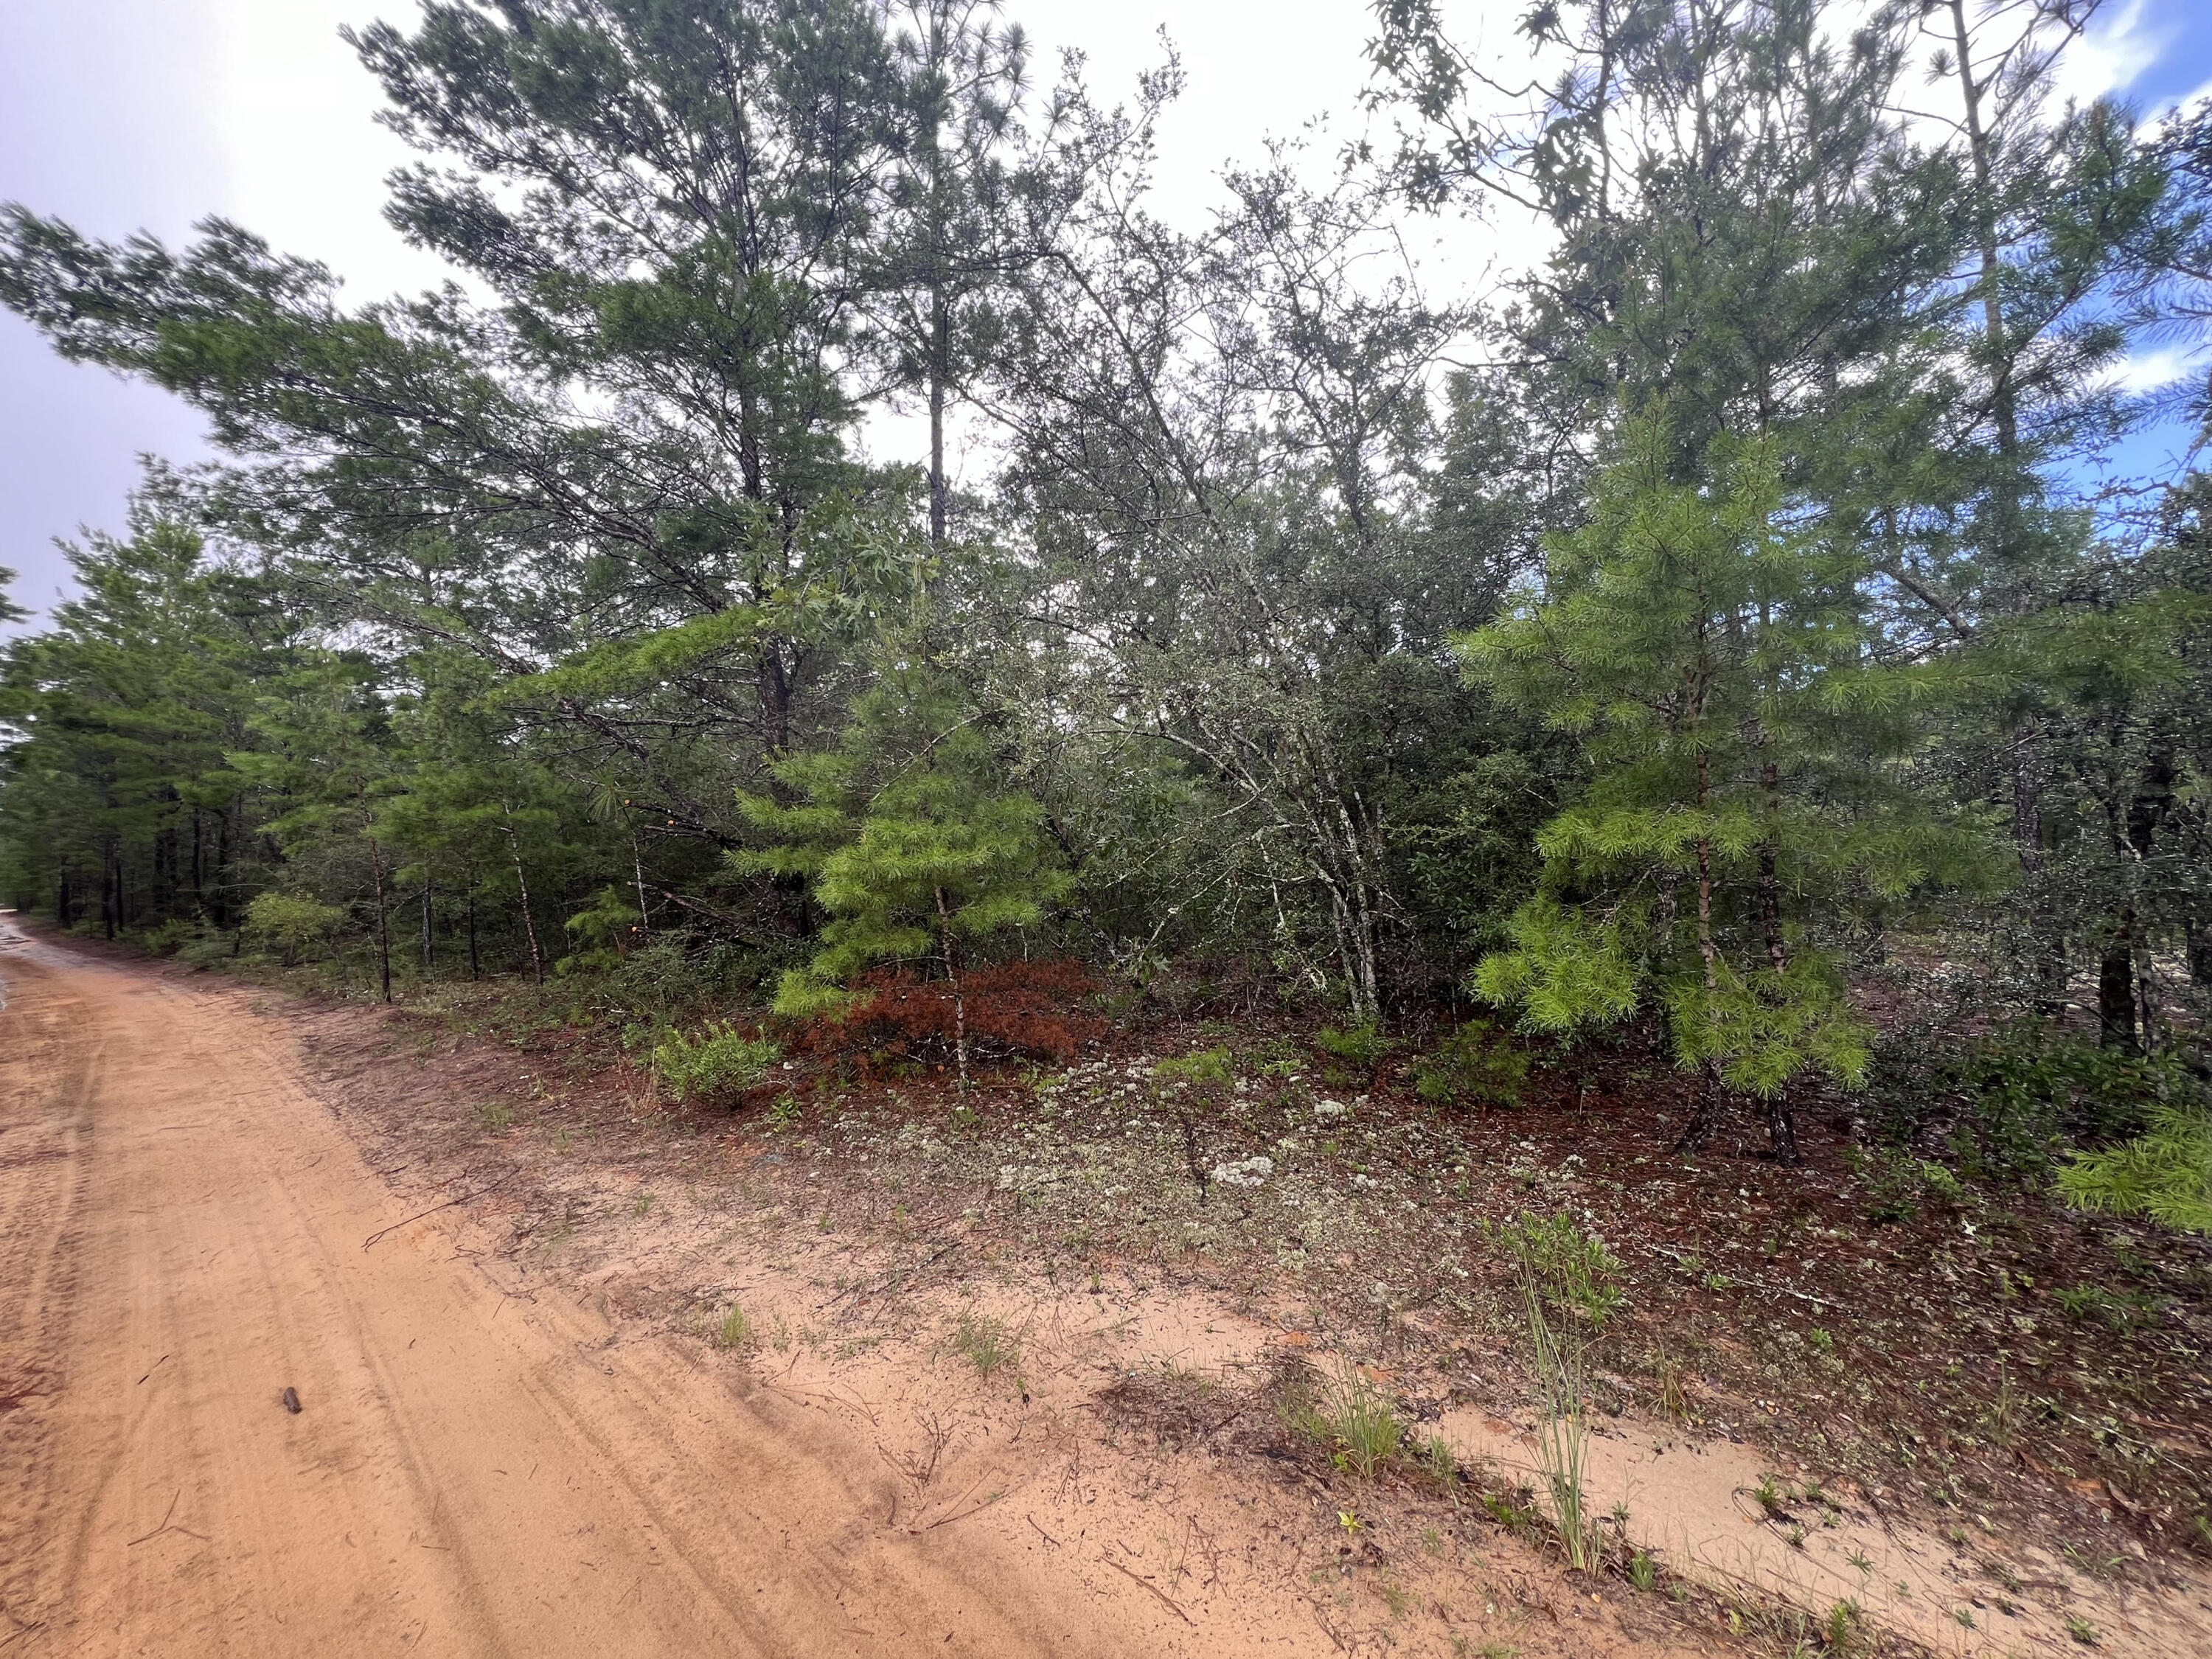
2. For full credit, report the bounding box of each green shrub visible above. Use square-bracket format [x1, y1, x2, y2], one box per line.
[1411, 1018, 1529, 1108]
[1155, 1046, 1236, 1089]
[1315, 1022, 1393, 1076]
[557, 885, 643, 975]
[1866, 1022, 2177, 1186]
[648, 1021, 780, 1104]
[1847, 1145, 1967, 1224]
[243, 892, 347, 964]
[140, 917, 199, 956]
[175, 930, 238, 967]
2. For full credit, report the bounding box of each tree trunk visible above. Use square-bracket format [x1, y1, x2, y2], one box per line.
[503, 807, 544, 985]
[367, 832, 392, 1004]
[929, 282, 949, 551]
[467, 890, 481, 981]
[2098, 916, 2138, 1053]
[57, 870, 72, 930]
[936, 885, 967, 1089]
[1676, 1060, 1722, 1153]
[420, 877, 434, 972]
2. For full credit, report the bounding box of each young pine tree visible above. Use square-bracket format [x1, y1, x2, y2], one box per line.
[736, 650, 1069, 1085]
[1459, 416, 1990, 1161]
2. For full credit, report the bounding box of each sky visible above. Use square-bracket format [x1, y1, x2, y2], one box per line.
[3, 0, 2209, 636]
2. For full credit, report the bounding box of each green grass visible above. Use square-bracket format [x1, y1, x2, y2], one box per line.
[951, 1310, 1021, 1382]
[712, 1307, 751, 1349]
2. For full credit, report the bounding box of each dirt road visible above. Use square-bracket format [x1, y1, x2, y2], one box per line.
[0, 928, 1133, 1658]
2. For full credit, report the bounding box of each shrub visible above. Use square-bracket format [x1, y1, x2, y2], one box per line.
[1315, 1021, 1393, 1077]
[557, 885, 642, 975]
[790, 958, 1101, 1071]
[1847, 1145, 1968, 1225]
[1155, 1046, 1236, 1089]
[140, 917, 199, 956]
[1411, 1018, 1530, 1108]
[243, 892, 347, 964]
[1865, 1022, 2177, 1185]
[648, 1021, 780, 1104]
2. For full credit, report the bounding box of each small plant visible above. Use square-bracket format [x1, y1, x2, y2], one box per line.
[1411, 1019, 1529, 1109]
[1497, 1212, 1620, 1570]
[1629, 1550, 1658, 1591]
[1315, 1022, 1393, 1079]
[2065, 1612, 2101, 1645]
[766, 1093, 802, 1131]
[1824, 1599, 1859, 1649]
[478, 1099, 517, 1134]
[1653, 1346, 1688, 1422]
[1753, 1474, 1787, 1516]
[951, 1310, 1021, 1382]
[633, 1190, 655, 1217]
[1848, 1145, 1968, 1224]
[2053, 1284, 2165, 1332]
[1807, 1326, 1834, 1354]
[712, 1307, 751, 1349]
[1285, 1361, 1406, 1479]
[648, 1021, 779, 1105]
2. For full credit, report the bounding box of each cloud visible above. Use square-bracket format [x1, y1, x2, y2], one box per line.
[2110, 347, 2201, 394]
[2053, 0, 2166, 107]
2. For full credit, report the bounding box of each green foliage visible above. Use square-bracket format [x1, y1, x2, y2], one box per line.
[1154, 1046, 1236, 1090]
[558, 885, 642, 975]
[647, 1023, 780, 1105]
[1462, 417, 1989, 1149]
[1282, 1361, 1405, 1480]
[243, 892, 347, 964]
[2057, 1107, 2212, 1235]
[1315, 1022, 1394, 1073]
[739, 652, 1070, 1018]
[1847, 1145, 1969, 1225]
[1411, 1018, 1529, 1107]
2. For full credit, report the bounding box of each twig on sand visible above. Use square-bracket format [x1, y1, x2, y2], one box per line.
[1098, 1554, 1196, 1626]
[125, 1489, 207, 1548]
[363, 1168, 520, 1251]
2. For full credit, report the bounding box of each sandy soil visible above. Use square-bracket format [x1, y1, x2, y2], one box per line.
[0, 926, 1711, 1658]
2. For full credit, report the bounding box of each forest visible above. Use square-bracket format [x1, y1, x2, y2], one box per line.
[1, 0, 2210, 1219]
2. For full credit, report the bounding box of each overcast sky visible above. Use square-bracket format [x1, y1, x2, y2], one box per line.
[3, 0, 2207, 636]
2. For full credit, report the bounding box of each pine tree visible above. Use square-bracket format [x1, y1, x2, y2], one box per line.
[737, 647, 1068, 1084]
[1459, 414, 1991, 1159]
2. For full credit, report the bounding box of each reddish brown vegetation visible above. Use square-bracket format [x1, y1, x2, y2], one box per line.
[787, 958, 1105, 1071]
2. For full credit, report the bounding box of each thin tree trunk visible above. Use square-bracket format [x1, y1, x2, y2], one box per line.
[936, 885, 967, 1089]
[2098, 915, 2138, 1053]
[929, 282, 949, 551]
[1677, 751, 1724, 1154]
[420, 877, 434, 972]
[367, 832, 392, 1004]
[467, 890, 481, 981]
[503, 807, 543, 985]
[631, 833, 651, 938]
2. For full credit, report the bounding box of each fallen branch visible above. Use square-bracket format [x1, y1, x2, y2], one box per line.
[1098, 1554, 1196, 1626]
[363, 1168, 521, 1251]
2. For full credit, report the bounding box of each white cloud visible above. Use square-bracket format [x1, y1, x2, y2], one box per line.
[2109, 346, 2201, 394]
[2053, 0, 2167, 107]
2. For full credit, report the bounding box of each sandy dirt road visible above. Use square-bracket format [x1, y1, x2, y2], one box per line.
[0, 928, 1131, 1658]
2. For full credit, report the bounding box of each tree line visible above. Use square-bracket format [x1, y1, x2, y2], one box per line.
[2, 0, 2209, 1177]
